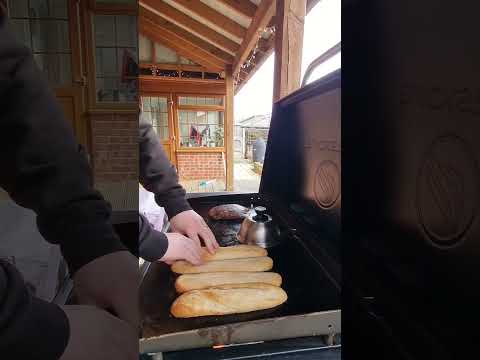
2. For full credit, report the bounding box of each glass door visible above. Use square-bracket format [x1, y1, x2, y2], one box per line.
[141, 95, 176, 166]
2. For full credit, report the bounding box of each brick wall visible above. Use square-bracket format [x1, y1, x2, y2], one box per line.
[177, 152, 225, 180]
[90, 113, 138, 182]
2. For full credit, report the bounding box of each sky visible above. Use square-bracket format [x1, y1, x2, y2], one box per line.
[234, 0, 341, 122]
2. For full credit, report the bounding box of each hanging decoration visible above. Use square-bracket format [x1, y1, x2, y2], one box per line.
[234, 25, 276, 87]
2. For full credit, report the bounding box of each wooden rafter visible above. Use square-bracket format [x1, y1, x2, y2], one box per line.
[170, 0, 247, 41]
[140, 7, 234, 69]
[140, 16, 226, 71]
[233, 0, 275, 75]
[140, 0, 239, 55]
[216, 0, 257, 18]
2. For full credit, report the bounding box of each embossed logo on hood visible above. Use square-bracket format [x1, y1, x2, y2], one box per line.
[314, 160, 340, 209]
[417, 135, 478, 247]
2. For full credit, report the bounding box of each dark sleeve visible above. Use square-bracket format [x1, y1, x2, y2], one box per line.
[139, 213, 169, 261]
[139, 113, 192, 218]
[0, 8, 125, 276]
[0, 12, 125, 358]
[0, 261, 69, 359]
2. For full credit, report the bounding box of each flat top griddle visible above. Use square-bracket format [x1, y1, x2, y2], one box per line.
[140, 195, 340, 339]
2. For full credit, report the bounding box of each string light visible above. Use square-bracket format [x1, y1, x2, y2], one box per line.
[234, 25, 275, 87]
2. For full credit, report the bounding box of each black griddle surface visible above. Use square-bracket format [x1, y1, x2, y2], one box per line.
[140, 195, 340, 338]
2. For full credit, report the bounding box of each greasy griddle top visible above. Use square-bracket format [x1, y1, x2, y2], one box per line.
[140, 198, 340, 338]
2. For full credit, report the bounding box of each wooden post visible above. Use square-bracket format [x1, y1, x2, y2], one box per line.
[225, 65, 235, 191]
[272, 0, 307, 102]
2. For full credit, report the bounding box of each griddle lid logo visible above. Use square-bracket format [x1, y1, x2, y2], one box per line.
[314, 160, 340, 209]
[417, 135, 478, 247]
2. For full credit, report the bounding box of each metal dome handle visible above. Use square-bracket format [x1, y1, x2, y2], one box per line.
[301, 42, 341, 87]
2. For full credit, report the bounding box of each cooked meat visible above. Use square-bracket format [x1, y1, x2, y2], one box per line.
[208, 204, 250, 220]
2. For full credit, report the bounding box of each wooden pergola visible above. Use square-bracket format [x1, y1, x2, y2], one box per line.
[139, 0, 320, 190]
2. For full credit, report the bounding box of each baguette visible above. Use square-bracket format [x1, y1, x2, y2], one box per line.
[171, 256, 273, 274]
[201, 245, 267, 262]
[171, 283, 288, 318]
[175, 272, 282, 293]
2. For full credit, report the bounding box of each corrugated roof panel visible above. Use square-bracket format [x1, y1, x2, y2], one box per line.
[200, 0, 252, 28]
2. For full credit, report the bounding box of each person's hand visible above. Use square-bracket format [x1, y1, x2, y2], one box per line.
[60, 305, 137, 360]
[169, 210, 219, 254]
[161, 232, 204, 265]
[72, 251, 139, 330]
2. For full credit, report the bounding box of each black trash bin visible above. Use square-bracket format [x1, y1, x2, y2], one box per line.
[252, 137, 266, 163]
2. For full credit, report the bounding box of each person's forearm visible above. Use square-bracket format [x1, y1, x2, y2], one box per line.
[139, 114, 192, 218]
[139, 213, 169, 261]
[0, 12, 125, 274]
[0, 261, 69, 358]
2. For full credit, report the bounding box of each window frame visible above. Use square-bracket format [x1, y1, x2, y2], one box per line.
[141, 94, 172, 142]
[84, 2, 138, 110]
[6, 0, 83, 90]
[175, 94, 226, 152]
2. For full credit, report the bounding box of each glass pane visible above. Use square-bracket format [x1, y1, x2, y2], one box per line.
[96, 48, 117, 77]
[49, 0, 68, 19]
[179, 56, 195, 65]
[96, 77, 119, 102]
[159, 98, 167, 112]
[117, 48, 137, 75]
[94, 15, 116, 47]
[149, 96, 159, 111]
[118, 79, 137, 102]
[180, 125, 189, 137]
[34, 53, 72, 86]
[142, 111, 151, 123]
[10, 20, 31, 48]
[29, 0, 49, 18]
[160, 126, 169, 140]
[139, 34, 152, 62]
[116, 16, 137, 47]
[179, 111, 187, 123]
[205, 97, 214, 105]
[142, 97, 150, 110]
[197, 111, 207, 124]
[178, 97, 186, 105]
[197, 97, 205, 105]
[31, 20, 70, 52]
[207, 112, 219, 124]
[161, 113, 168, 127]
[8, 0, 29, 17]
[186, 97, 196, 105]
[154, 43, 178, 63]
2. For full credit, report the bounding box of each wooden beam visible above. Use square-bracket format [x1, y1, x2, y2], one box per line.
[140, 0, 239, 55]
[140, 7, 233, 65]
[233, 0, 275, 75]
[140, 9, 233, 71]
[225, 65, 235, 191]
[216, 0, 257, 18]
[170, 0, 247, 40]
[140, 76, 226, 95]
[140, 62, 211, 73]
[272, 0, 307, 101]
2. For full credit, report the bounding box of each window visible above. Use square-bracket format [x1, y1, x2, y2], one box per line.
[142, 97, 169, 141]
[177, 96, 225, 148]
[93, 14, 138, 103]
[178, 111, 224, 148]
[8, 0, 71, 86]
[178, 96, 223, 106]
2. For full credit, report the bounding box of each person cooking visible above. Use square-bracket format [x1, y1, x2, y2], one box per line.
[138, 99, 219, 265]
[0, 6, 137, 359]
